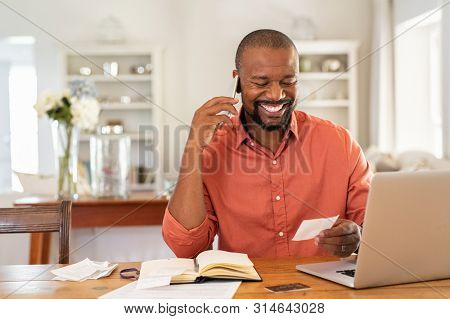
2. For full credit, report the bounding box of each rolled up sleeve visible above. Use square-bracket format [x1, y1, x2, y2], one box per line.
[162, 184, 218, 258]
[345, 133, 373, 226]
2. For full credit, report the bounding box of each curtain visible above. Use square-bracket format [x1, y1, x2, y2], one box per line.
[370, 0, 396, 152]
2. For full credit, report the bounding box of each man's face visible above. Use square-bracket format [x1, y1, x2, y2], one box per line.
[237, 47, 299, 131]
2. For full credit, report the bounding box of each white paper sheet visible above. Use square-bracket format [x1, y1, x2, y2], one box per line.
[136, 258, 195, 289]
[136, 276, 172, 289]
[139, 259, 194, 277]
[51, 258, 118, 282]
[99, 280, 242, 299]
[292, 215, 339, 241]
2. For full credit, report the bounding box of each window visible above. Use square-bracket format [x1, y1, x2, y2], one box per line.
[9, 64, 38, 184]
[0, 37, 38, 192]
[394, 11, 443, 157]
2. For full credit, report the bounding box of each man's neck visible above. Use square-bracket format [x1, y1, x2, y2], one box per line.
[242, 111, 285, 154]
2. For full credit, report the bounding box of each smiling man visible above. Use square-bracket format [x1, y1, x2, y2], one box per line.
[162, 29, 372, 258]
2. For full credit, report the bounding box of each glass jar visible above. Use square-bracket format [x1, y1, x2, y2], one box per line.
[90, 125, 131, 198]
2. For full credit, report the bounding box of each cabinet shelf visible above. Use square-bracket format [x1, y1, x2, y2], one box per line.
[294, 40, 359, 139]
[63, 43, 164, 192]
[66, 74, 152, 82]
[130, 183, 156, 192]
[300, 72, 349, 80]
[300, 99, 349, 108]
[79, 133, 152, 142]
[100, 103, 152, 110]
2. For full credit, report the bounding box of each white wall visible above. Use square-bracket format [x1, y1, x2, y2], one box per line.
[442, 3, 450, 158]
[394, 0, 443, 24]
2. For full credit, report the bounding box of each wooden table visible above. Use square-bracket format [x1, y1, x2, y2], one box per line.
[1, 257, 449, 299]
[13, 193, 169, 264]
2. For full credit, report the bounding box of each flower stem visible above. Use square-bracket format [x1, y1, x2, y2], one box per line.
[57, 123, 75, 198]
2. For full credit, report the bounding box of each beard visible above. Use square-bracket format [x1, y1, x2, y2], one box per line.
[244, 98, 296, 131]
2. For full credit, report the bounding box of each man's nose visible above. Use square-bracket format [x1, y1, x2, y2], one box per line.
[266, 82, 286, 101]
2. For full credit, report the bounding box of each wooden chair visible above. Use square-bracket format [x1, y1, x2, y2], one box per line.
[0, 200, 72, 264]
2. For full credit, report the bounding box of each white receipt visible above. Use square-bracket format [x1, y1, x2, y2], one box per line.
[292, 215, 339, 241]
[51, 258, 117, 282]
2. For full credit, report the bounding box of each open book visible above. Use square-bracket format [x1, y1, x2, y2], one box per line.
[139, 250, 261, 284]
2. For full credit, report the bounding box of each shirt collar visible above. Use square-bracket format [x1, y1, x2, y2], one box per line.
[234, 107, 300, 150]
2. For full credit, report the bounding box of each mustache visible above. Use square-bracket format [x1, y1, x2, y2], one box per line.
[254, 98, 294, 106]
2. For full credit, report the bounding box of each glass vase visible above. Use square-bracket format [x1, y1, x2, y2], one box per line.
[52, 121, 79, 199]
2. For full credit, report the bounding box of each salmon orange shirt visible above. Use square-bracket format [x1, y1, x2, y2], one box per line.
[162, 110, 372, 258]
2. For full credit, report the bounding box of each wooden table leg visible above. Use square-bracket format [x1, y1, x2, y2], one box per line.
[29, 233, 51, 264]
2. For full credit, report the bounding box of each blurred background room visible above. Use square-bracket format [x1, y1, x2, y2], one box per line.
[0, 0, 449, 264]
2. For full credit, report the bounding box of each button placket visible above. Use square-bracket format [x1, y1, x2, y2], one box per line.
[271, 156, 284, 242]
[269, 156, 288, 255]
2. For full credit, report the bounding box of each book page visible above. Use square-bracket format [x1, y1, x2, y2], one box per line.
[200, 266, 261, 280]
[196, 250, 253, 273]
[140, 258, 196, 279]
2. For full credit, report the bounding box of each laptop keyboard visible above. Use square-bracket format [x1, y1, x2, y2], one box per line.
[336, 269, 355, 277]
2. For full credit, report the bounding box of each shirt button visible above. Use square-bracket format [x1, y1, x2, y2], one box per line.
[272, 160, 277, 165]
[275, 195, 281, 201]
[250, 142, 255, 146]
[278, 231, 284, 237]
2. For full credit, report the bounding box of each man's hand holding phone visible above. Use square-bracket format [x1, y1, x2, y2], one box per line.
[187, 96, 239, 150]
[170, 81, 239, 230]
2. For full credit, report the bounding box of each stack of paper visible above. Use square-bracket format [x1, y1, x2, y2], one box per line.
[51, 258, 118, 281]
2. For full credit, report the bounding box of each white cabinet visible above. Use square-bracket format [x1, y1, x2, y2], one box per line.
[63, 44, 164, 193]
[294, 40, 359, 139]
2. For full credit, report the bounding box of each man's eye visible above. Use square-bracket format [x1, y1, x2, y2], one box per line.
[282, 80, 298, 86]
[253, 82, 269, 87]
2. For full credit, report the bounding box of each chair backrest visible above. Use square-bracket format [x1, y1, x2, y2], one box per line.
[0, 200, 72, 264]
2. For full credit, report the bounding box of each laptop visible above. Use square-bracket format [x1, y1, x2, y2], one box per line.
[296, 170, 450, 289]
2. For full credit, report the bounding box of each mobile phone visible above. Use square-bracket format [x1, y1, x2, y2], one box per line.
[231, 75, 239, 99]
[217, 76, 239, 119]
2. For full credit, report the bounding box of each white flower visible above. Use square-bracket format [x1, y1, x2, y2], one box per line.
[62, 88, 71, 100]
[70, 97, 100, 131]
[34, 90, 59, 117]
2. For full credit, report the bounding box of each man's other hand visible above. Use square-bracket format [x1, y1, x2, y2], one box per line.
[315, 219, 361, 257]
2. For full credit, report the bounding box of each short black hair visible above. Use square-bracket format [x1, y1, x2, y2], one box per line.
[235, 29, 298, 71]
